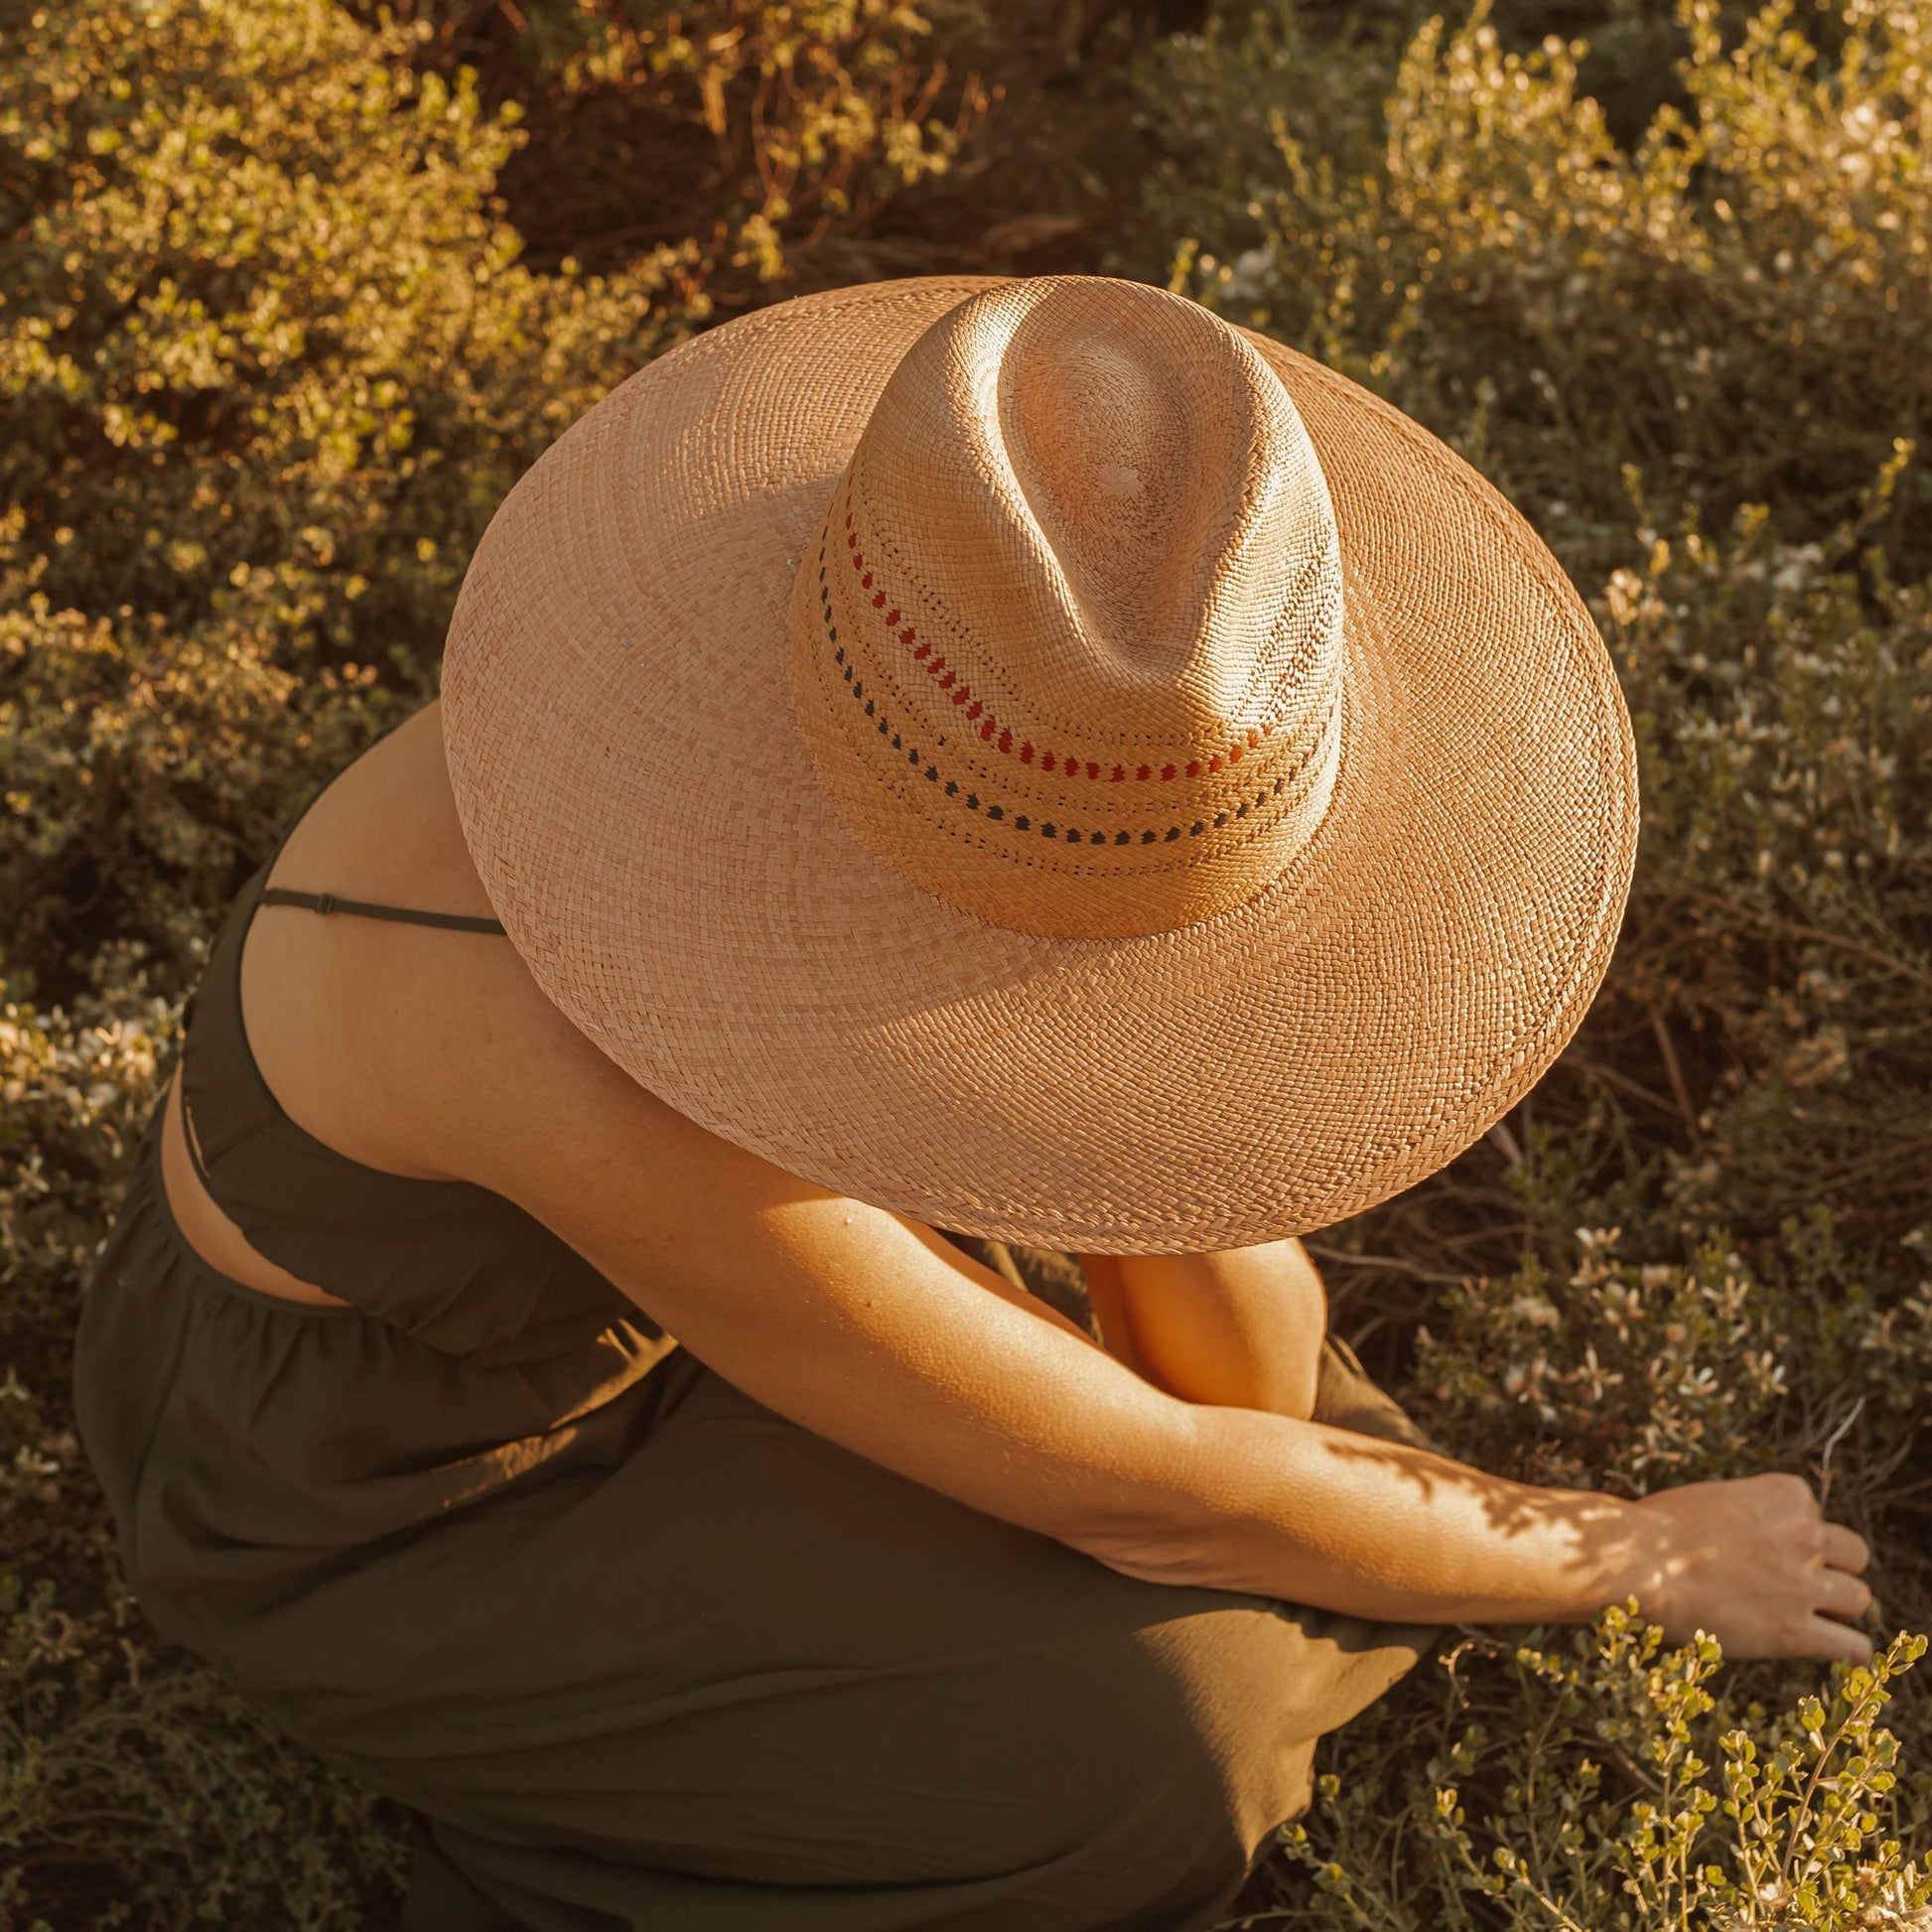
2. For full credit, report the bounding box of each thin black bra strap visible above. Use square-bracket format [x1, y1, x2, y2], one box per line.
[258, 888, 507, 935]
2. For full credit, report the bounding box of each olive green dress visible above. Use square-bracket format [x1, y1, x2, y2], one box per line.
[71, 792, 1441, 1932]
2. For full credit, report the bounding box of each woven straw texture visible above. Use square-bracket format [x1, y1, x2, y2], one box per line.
[441, 275, 1638, 1253]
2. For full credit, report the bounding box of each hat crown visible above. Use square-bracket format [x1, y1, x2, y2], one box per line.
[788, 276, 1347, 938]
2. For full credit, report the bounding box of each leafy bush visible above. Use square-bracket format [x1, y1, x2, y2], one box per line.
[1416, 1218, 1866, 1492]
[1600, 470, 1931, 1259]
[0, 0, 697, 1917]
[1244, 1613, 1932, 1930]
[0, 0, 695, 999]
[373, 0, 981, 289]
[1148, 0, 1932, 581]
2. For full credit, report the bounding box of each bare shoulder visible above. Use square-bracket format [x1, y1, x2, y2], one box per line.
[239, 697, 660, 1189]
[244, 698, 902, 1303]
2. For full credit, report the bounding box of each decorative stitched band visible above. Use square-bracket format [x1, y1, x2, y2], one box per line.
[838, 513, 1288, 783]
[815, 529, 1337, 849]
[787, 472, 1346, 941]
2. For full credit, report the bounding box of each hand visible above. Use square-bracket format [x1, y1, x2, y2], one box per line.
[1625, 1472, 1874, 1662]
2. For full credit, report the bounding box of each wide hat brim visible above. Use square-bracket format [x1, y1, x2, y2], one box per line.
[441, 276, 1637, 1254]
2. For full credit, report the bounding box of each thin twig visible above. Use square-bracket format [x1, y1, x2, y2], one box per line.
[1696, 892, 1932, 992]
[1816, 1392, 1867, 1511]
[1562, 1054, 1683, 1120]
[1303, 1245, 1474, 1287]
[1647, 1005, 1699, 1138]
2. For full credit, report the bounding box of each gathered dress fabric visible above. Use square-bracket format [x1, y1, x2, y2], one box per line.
[71, 799, 1443, 1932]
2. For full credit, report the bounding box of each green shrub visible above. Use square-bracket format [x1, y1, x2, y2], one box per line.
[1599, 465, 1931, 1259]
[0, 0, 696, 1000]
[1149, 0, 1932, 583]
[1235, 1613, 1932, 1930]
[0, 0, 699, 1917]
[1135, 2, 1932, 1918]
[380, 0, 979, 289]
[1413, 1216, 1877, 1492]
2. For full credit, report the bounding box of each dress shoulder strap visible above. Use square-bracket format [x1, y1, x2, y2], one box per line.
[258, 887, 507, 935]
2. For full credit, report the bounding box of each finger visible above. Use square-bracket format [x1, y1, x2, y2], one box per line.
[1823, 1523, 1871, 1574]
[1759, 1469, 1820, 1511]
[1803, 1615, 1875, 1665]
[1813, 1568, 1874, 1621]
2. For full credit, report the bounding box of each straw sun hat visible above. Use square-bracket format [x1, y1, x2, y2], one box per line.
[440, 275, 1637, 1254]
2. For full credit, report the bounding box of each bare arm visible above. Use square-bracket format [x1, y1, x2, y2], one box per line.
[425, 976, 1874, 1660]
[1077, 1241, 1328, 1416]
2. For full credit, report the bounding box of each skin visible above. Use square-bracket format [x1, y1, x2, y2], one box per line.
[157, 700, 1876, 1662]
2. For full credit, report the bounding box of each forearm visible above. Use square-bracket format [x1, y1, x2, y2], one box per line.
[1071, 1245, 1643, 1619]
[775, 1228, 1647, 1628]
[1088, 1398, 1648, 1625]
[617, 1202, 1643, 1629]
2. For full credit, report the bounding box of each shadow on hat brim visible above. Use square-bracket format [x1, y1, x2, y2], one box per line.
[441, 275, 1637, 1254]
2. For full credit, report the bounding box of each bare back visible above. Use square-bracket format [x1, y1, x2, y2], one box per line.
[159, 698, 618, 1306]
